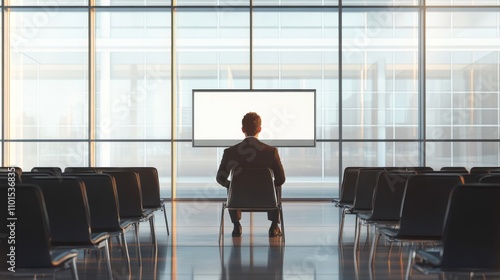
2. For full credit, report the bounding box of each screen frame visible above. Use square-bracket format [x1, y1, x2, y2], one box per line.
[192, 89, 316, 148]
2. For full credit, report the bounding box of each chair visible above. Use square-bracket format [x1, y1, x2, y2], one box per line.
[355, 171, 415, 251]
[101, 170, 157, 263]
[371, 174, 464, 274]
[351, 168, 386, 251]
[96, 167, 170, 236]
[469, 166, 500, 174]
[439, 166, 468, 173]
[479, 174, 500, 184]
[219, 168, 284, 244]
[411, 184, 500, 279]
[21, 176, 113, 280]
[335, 167, 360, 243]
[63, 173, 138, 272]
[31, 167, 63, 177]
[64, 167, 98, 173]
[0, 184, 79, 279]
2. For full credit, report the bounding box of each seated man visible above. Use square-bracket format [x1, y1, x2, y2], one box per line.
[216, 112, 286, 237]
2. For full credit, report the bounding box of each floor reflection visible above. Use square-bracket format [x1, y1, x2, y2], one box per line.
[221, 238, 284, 280]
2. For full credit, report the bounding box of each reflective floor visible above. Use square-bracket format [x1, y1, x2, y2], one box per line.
[8, 201, 500, 279]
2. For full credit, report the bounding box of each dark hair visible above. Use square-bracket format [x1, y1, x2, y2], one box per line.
[242, 112, 261, 136]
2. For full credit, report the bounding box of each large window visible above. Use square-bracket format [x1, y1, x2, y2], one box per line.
[2, 3, 500, 199]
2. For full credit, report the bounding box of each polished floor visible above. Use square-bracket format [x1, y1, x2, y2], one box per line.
[9, 201, 500, 279]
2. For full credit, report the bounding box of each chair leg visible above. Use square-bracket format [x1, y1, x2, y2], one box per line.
[103, 239, 113, 280]
[162, 203, 170, 236]
[135, 223, 142, 266]
[354, 216, 361, 252]
[219, 203, 225, 244]
[369, 228, 380, 267]
[70, 257, 79, 280]
[279, 206, 285, 243]
[338, 208, 346, 244]
[149, 215, 157, 246]
[121, 231, 131, 274]
[405, 244, 415, 280]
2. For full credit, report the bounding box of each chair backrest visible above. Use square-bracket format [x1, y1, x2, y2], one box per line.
[479, 174, 500, 184]
[440, 184, 500, 270]
[22, 176, 92, 244]
[440, 166, 468, 173]
[96, 167, 162, 208]
[31, 167, 63, 177]
[337, 167, 360, 205]
[64, 173, 122, 231]
[368, 171, 415, 221]
[227, 168, 277, 209]
[0, 184, 54, 268]
[397, 174, 463, 238]
[469, 166, 500, 174]
[352, 168, 385, 211]
[102, 170, 144, 218]
[64, 167, 98, 173]
[401, 166, 434, 173]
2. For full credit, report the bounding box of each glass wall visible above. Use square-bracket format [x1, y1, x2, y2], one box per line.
[2, 2, 500, 199]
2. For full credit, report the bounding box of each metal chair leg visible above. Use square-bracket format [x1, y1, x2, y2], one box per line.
[279, 206, 285, 243]
[219, 203, 226, 244]
[103, 240, 113, 280]
[162, 203, 170, 236]
[69, 257, 79, 280]
[135, 223, 142, 266]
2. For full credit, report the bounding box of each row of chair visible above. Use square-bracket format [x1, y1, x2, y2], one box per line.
[0, 166, 169, 280]
[334, 166, 500, 279]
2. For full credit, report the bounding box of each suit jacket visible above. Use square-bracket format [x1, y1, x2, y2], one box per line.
[216, 137, 286, 188]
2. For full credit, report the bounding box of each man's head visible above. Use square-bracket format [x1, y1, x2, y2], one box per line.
[242, 112, 262, 137]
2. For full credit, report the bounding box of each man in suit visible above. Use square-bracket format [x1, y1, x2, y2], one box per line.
[216, 112, 286, 237]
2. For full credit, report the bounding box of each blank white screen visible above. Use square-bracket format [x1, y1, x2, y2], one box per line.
[192, 90, 316, 147]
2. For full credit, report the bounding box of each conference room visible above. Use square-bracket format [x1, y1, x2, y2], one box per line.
[1, 1, 500, 279]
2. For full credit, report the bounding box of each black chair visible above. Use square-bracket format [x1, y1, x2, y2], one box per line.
[335, 167, 360, 243]
[0, 184, 79, 279]
[101, 170, 157, 263]
[96, 167, 170, 236]
[371, 174, 464, 274]
[219, 168, 284, 243]
[411, 184, 500, 279]
[351, 168, 386, 251]
[439, 166, 468, 173]
[64, 167, 98, 173]
[479, 174, 500, 184]
[31, 167, 63, 177]
[356, 171, 415, 251]
[22, 176, 113, 280]
[63, 173, 138, 272]
[469, 166, 500, 174]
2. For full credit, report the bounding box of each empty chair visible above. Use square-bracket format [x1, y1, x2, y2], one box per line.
[102, 170, 157, 263]
[470, 166, 500, 174]
[335, 167, 360, 243]
[31, 167, 63, 177]
[401, 167, 434, 173]
[440, 166, 468, 173]
[22, 176, 113, 280]
[355, 171, 415, 251]
[64, 167, 98, 173]
[479, 174, 500, 184]
[219, 168, 284, 243]
[411, 184, 500, 279]
[0, 184, 79, 280]
[63, 173, 138, 272]
[96, 167, 170, 236]
[371, 174, 464, 272]
[351, 168, 386, 251]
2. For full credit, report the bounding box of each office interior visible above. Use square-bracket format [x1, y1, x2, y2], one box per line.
[1, 1, 500, 279]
